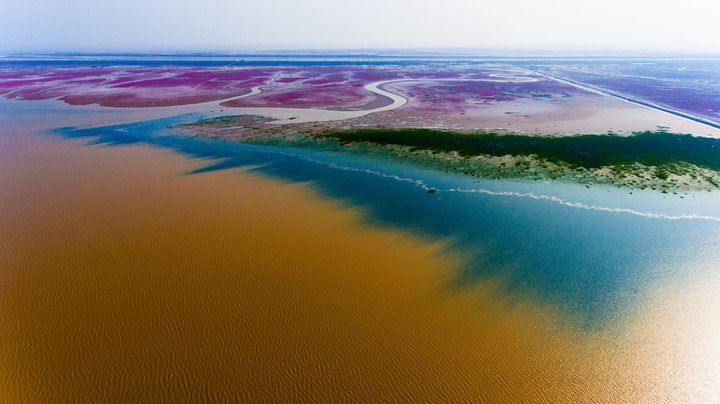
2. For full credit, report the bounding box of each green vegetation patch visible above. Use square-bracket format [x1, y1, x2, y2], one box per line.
[319, 129, 720, 171]
[182, 115, 271, 127]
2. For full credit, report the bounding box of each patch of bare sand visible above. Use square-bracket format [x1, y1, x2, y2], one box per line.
[461, 95, 720, 137]
[362, 90, 720, 137]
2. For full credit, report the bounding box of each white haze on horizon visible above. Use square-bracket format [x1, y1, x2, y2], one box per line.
[1, 0, 719, 53]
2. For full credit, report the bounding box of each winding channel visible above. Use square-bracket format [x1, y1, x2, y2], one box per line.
[211, 79, 408, 124]
[212, 72, 539, 124]
[214, 69, 720, 137]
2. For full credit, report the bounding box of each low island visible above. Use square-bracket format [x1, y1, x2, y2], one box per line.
[180, 116, 720, 193]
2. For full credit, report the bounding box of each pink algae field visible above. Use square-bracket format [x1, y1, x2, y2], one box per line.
[0, 66, 274, 107]
[386, 79, 589, 114]
[538, 63, 720, 123]
[0, 63, 587, 111]
[218, 68, 399, 110]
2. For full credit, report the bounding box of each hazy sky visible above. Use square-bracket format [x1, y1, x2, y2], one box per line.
[2, 0, 719, 52]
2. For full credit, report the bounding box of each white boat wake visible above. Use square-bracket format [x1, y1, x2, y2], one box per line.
[255, 146, 720, 223]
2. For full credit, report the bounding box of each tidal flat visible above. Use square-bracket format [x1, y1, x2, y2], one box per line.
[4, 57, 720, 402]
[0, 112, 631, 402]
[1, 101, 720, 401]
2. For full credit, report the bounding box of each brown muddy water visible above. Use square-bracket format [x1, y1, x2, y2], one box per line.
[1, 107, 720, 402]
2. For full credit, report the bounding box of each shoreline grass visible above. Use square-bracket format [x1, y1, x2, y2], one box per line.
[179, 119, 720, 192]
[318, 129, 720, 171]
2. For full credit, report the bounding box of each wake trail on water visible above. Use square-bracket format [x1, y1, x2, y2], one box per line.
[261, 148, 720, 223]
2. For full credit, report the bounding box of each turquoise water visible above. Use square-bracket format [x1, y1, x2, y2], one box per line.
[45, 111, 720, 331]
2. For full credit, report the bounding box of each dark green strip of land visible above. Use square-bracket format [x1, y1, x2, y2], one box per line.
[320, 129, 720, 170]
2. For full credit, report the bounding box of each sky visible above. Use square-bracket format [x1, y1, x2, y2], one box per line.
[2, 0, 719, 53]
